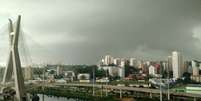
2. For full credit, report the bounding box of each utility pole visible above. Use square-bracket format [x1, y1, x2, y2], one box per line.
[160, 77, 162, 101]
[101, 84, 103, 97]
[160, 63, 163, 101]
[42, 65, 46, 101]
[120, 89, 122, 99]
[167, 61, 170, 101]
[93, 66, 95, 96]
[105, 69, 108, 96]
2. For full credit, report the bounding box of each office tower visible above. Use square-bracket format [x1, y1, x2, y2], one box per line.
[172, 51, 184, 79]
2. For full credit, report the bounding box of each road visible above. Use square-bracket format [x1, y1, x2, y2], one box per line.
[42, 83, 201, 98]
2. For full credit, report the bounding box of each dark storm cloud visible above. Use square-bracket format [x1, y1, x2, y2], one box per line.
[0, 0, 201, 64]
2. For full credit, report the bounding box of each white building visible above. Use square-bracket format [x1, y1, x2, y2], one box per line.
[115, 60, 125, 79]
[77, 73, 90, 80]
[192, 61, 199, 76]
[120, 60, 125, 67]
[162, 61, 168, 72]
[172, 51, 184, 79]
[56, 65, 63, 75]
[104, 55, 114, 65]
[129, 58, 137, 67]
[64, 71, 75, 81]
[99, 66, 119, 76]
[119, 67, 125, 79]
[146, 61, 151, 66]
[137, 60, 143, 69]
[149, 65, 156, 76]
[113, 58, 121, 66]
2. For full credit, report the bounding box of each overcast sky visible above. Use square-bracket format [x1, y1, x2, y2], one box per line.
[0, 0, 201, 65]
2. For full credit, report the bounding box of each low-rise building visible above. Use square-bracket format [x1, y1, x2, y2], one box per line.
[77, 73, 90, 83]
[64, 71, 75, 81]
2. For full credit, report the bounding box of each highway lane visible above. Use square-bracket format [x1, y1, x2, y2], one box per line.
[51, 83, 201, 98]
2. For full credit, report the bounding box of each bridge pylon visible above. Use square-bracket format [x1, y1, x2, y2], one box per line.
[2, 15, 27, 101]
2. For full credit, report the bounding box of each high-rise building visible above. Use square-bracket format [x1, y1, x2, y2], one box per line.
[104, 55, 114, 65]
[129, 58, 137, 67]
[120, 60, 125, 67]
[172, 51, 184, 79]
[142, 61, 150, 74]
[149, 65, 156, 76]
[113, 58, 121, 66]
[119, 67, 125, 79]
[137, 60, 143, 69]
[183, 61, 190, 73]
[118, 60, 125, 79]
[160, 61, 168, 73]
[167, 56, 172, 71]
[192, 61, 199, 76]
[146, 61, 151, 66]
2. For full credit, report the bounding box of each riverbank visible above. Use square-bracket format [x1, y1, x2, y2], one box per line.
[26, 85, 162, 101]
[27, 86, 120, 101]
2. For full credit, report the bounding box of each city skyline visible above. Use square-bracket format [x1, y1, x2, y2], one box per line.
[0, 1, 201, 101]
[0, 0, 201, 65]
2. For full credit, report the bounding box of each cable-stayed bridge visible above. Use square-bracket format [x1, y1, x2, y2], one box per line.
[0, 15, 28, 101]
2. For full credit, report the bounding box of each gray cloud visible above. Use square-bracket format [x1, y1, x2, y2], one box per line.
[0, 0, 201, 65]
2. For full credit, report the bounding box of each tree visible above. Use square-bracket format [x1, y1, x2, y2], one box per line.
[182, 72, 191, 84]
[95, 68, 106, 78]
[162, 70, 168, 78]
[49, 70, 56, 75]
[54, 74, 64, 79]
[169, 71, 173, 78]
[33, 68, 44, 78]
